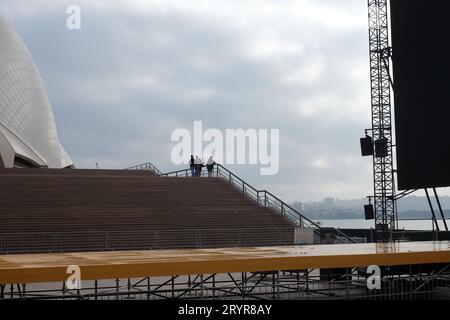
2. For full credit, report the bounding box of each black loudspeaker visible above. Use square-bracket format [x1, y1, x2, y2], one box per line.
[364, 204, 374, 220]
[360, 136, 374, 156]
[374, 138, 388, 158]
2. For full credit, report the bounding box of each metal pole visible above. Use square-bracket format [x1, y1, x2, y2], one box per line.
[425, 189, 440, 232]
[433, 188, 449, 231]
[213, 274, 216, 300]
[116, 279, 119, 300]
[200, 274, 204, 298]
[242, 272, 245, 300]
[171, 276, 175, 300]
[127, 278, 131, 300]
[276, 271, 280, 299]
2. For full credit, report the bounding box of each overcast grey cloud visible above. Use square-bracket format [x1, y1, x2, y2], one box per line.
[1, 0, 375, 201]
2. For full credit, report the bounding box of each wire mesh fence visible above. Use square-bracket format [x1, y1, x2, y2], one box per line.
[0, 227, 296, 254]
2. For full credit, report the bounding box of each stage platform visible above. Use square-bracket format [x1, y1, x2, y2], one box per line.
[1, 241, 450, 284]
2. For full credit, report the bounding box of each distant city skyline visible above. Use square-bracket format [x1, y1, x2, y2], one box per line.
[293, 194, 450, 220]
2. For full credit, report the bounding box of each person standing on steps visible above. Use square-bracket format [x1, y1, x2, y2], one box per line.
[206, 156, 216, 177]
[190, 155, 195, 176]
[194, 156, 203, 177]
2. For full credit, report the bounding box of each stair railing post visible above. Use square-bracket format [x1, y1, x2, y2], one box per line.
[53, 232, 57, 253]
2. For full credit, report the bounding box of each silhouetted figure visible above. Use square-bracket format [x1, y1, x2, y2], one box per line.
[190, 155, 195, 176]
[194, 156, 203, 177]
[206, 156, 215, 177]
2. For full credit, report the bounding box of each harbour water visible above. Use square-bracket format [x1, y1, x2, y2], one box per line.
[316, 219, 448, 231]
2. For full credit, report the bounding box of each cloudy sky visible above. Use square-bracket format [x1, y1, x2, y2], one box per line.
[1, 0, 374, 202]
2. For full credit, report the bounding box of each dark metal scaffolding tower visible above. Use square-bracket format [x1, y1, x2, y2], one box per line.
[367, 0, 396, 241]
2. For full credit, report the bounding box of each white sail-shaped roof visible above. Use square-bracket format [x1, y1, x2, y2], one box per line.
[0, 13, 72, 168]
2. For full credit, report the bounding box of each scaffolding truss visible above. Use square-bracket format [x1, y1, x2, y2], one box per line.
[1, 264, 450, 300]
[367, 0, 396, 241]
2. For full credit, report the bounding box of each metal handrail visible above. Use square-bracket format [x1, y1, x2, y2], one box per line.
[257, 189, 321, 228]
[130, 161, 356, 243]
[125, 161, 163, 175]
[216, 165, 353, 241]
[162, 164, 320, 229]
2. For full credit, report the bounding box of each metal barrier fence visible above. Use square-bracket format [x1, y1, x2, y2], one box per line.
[125, 161, 162, 175]
[334, 236, 367, 244]
[0, 227, 296, 254]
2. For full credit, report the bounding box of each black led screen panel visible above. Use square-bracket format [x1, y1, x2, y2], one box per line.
[391, 0, 450, 190]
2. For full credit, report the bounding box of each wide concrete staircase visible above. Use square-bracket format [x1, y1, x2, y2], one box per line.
[0, 168, 295, 253]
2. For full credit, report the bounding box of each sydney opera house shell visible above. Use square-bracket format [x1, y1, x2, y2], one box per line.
[0, 13, 72, 168]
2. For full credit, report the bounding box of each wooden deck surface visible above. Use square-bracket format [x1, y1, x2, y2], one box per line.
[1, 241, 450, 284]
